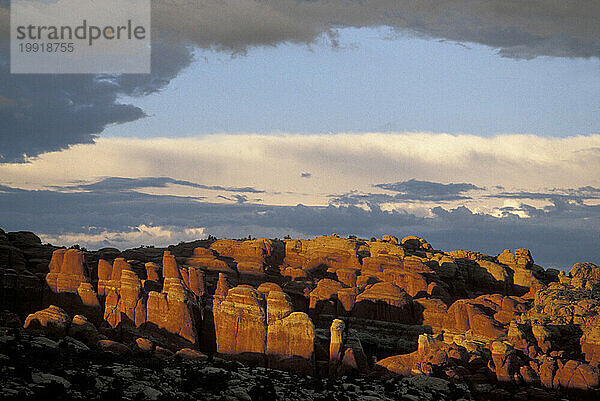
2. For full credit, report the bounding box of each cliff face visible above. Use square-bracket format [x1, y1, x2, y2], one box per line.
[2, 230, 600, 399]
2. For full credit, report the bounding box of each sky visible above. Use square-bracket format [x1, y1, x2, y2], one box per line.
[0, 1, 599, 269]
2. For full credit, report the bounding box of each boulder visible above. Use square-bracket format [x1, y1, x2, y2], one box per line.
[135, 337, 153, 353]
[361, 254, 402, 276]
[570, 262, 600, 288]
[553, 359, 600, 390]
[176, 348, 208, 360]
[69, 314, 98, 346]
[382, 235, 398, 244]
[257, 282, 283, 297]
[401, 236, 432, 251]
[98, 339, 130, 355]
[24, 305, 70, 337]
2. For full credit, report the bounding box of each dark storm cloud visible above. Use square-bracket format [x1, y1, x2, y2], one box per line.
[331, 179, 483, 205]
[217, 194, 249, 203]
[375, 179, 483, 199]
[488, 186, 600, 202]
[151, 1, 600, 58]
[2, 179, 599, 268]
[57, 176, 264, 194]
[0, 40, 194, 163]
[1, 1, 598, 162]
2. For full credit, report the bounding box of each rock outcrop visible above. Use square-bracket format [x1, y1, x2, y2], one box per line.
[213, 285, 267, 356]
[5, 228, 600, 398]
[24, 305, 70, 337]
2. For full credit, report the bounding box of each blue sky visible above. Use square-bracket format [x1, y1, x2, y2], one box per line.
[105, 27, 600, 139]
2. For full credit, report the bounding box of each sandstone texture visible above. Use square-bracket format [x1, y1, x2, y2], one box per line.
[2, 229, 600, 399]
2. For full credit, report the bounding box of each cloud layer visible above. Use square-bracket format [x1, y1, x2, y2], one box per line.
[1, 132, 600, 268]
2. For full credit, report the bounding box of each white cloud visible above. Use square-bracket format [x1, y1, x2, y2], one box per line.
[1, 132, 599, 207]
[38, 224, 206, 249]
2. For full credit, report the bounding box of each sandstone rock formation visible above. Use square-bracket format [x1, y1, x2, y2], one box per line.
[284, 234, 361, 273]
[213, 285, 267, 356]
[354, 282, 418, 324]
[186, 247, 231, 272]
[266, 311, 315, 373]
[24, 305, 70, 337]
[5, 227, 600, 398]
[210, 238, 276, 274]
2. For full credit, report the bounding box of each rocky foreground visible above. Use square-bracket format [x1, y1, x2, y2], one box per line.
[1, 229, 600, 400]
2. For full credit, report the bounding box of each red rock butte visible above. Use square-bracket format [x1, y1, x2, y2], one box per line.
[2, 229, 600, 397]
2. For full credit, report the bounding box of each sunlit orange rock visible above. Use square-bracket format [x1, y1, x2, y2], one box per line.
[282, 266, 308, 280]
[329, 318, 345, 371]
[309, 278, 344, 309]
[284, 234, 361, 273]
[187, 247, 231, 272]
[570, 262, 600, 288]
[361, 254, 402, 275]
[54, 249, 87, 293]
[187, 266, 205, 298]
[337, 287, 358, 312]
[257, 282, 283, 297]
[145, 262, 160, 281]
[498, 248, 543, 288]
[24, 305, 70, 337]
[382, 267, 429, 297]
[213, 285, 267, 355]
[354, 282, 418, 324]
[266, 290, 292, 324]
[266, 312, 315, 373]
[77, 282, 100, 307]
[415, 298, 448, 331]
[97, 259, 113, 296]
[214, 273, 229, 299]
[444, 298, 505, 340]
[46, 249, 66, 291]
[162, 251, 181, 279]
[368, 241, 405, 258]
[210, 238, 275, 275]
[103, 260, 146, 328]
[552, 359, 599, 390]
[336, 268, 357, 287]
